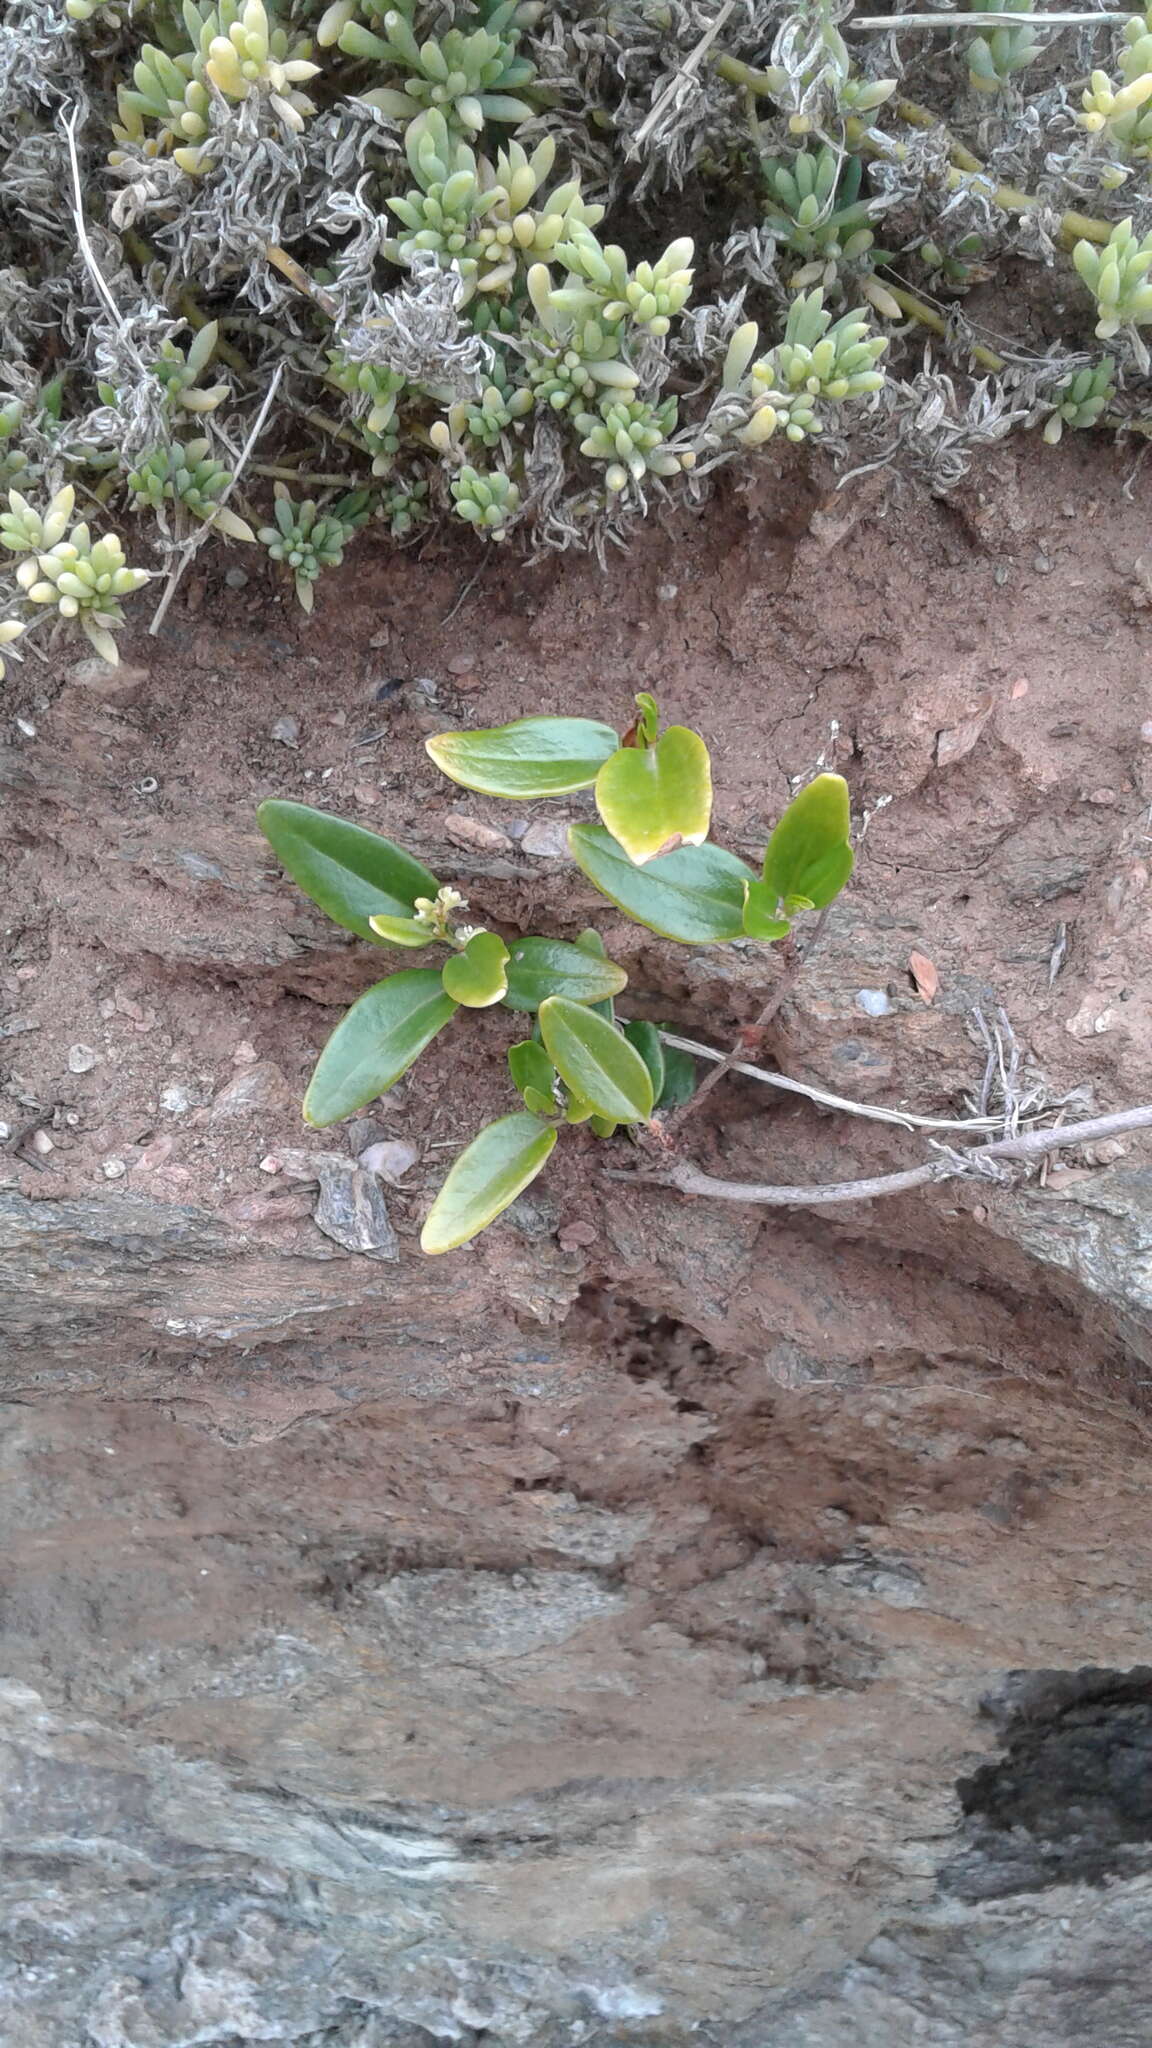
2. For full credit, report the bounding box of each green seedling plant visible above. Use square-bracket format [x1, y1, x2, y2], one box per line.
[967, 0, 1048, 93]
[1073, 219, 1152, 343]
[259, 695, 854, 1255]
[258, 485, 372, 608]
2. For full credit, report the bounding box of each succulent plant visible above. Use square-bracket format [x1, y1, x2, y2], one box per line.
[112, 0, 319, 174]
[258, 485, 371, 608]
[551, 224, 695, 337]
[722, 294, 888, 446]
[448, 464, 521, 536]
[573, 393, 688, 491]
[967, 0, 1048, 92]
[3, 487, 151, 664]
[1073, 219, 1152, 341]
[761, 147, 875, 265]
[1041, 360, 1117, 441]
[126, 438, 255, 538]
[339, 0, 535, 135]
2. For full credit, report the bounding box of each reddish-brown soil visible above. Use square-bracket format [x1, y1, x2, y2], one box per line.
[4, 436, 1151, 1243]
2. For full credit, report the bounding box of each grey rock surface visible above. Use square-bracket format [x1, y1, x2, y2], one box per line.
[3, 1157, 1152, 2043]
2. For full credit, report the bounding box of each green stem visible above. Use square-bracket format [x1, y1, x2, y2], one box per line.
[884, 282, 1007, 371]
[291, 403, 365, 453]
[713, 55, 1114, 247]
[251, 463, 365, 486]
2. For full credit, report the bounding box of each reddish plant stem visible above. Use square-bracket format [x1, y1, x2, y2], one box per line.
[669, 906, 830, 1132]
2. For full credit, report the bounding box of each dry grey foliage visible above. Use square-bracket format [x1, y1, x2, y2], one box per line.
[0, 0, 1148, 630]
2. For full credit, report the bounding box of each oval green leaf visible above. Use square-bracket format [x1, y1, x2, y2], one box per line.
[508, 1038, 557, 1108]
[655, 1039, 697, 1110]
[441, 930, 509, 1007]
[503, 935, 628, 1012]
[761, 774, 854, 912]
[426, 716, 619, 799]
[421, 1113, 558, 1254]
[304, 969, 457, 1126]
[621, 1019, 665, 1102]
[571, 926, 616, 1019]
[539, 996, 654, 1124]
[741, 879, 792, 943]
[368, 912, 435, 948]
[259, 800, 440, 944]
[594, 726, 713, 866]
[589, 1113, 618, 1138]
[568, 824, 755, 945]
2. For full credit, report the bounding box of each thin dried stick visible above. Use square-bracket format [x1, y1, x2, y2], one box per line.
[844, 8, 1124, 24]
[148, 363, 284, 635]
[658, 1031, 1009, 1133]
[614, 1105, 1152, 1208]
[63, 106, 131, 341]
[634, 0, 737, 148]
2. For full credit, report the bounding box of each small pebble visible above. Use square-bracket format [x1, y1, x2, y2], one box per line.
[1141, 720, 1152, 746]
[30, 1129, 55, 1156]
[231, 1040, 259, 1064]
[328, 709, 347, 727]
[1085, 787, 1116, 806]
[446, 652, 476, 675]
[0, 1121, 9, 1140]
[558, 1219, 597, 1250]
[855, 988, 892, 1017]
[210, 1061, 289, 1120]
[160, 1083, 193, 1114]
[259, 1154, 282, 1174]
[656, 582, 679, 602]
[359, 1138, 418, 1184]
[15, 717, 36, 738]
[444, 814, 513, 854]
[1033, 552, 1053, 575]
[102, 1157, 127, 1179]
[1084, 1138, 1127, 1165]
[225, 567, 249, 590]
[271, 715, 300, 746]
[520, 818, 572, 859]
[67, 1044, 100, 1074]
